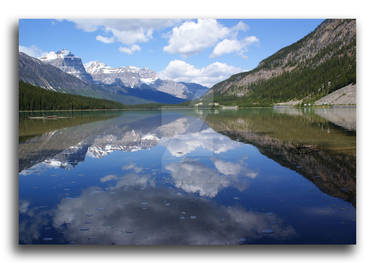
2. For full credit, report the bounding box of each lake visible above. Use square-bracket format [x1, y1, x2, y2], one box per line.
[18, 107, 356, 245]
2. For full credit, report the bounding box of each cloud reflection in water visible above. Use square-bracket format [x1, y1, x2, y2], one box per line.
[52, 175, 295, 245]
[166, 158, 257, 197]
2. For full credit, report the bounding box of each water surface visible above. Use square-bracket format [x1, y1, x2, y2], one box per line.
[19, 107, 356, 244]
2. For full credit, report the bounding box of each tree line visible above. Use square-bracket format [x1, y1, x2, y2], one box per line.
[19, 81, 127, 111]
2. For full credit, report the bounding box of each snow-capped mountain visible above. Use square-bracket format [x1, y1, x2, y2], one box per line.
[19, 52, 92, 94]
[84, 61, 208, 100]
[19, 52, 185, 105]
[84, 61, 158, 88]
[40, 49, 93, 83]
[21, 49, 208, 103]
[86, 132, 160, 159]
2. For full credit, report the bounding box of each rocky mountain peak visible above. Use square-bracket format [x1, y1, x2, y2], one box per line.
[84, 61, 158, 88]
[39, 49, 93, 83]
[84, 61, 109, 74]
[83, 60, 207, 99]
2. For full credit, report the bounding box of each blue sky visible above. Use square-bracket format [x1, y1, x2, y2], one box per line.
[19, 19, 323, 87]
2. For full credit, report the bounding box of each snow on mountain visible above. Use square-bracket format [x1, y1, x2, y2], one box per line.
[84, 61, 208, 99]
[84, 61, 158, 88]
[86, 131, 160, 159]
[83, 61, 108, 74]
[19, 52, 185, 105]
[40, 49, 93, 83]
[36, 49, 208, 100]
[19, 52, 92, 94]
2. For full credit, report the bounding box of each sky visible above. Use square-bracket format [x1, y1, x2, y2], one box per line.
[19, 19, 324, 87]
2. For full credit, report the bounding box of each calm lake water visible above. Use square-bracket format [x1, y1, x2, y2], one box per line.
[18, 107, 356, 245]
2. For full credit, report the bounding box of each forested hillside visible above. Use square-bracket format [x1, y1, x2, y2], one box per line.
[203, 19, 356, 106]
[19, 81, 127, 111]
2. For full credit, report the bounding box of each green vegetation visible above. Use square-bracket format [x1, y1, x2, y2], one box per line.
[203, 108, 356, 156]
[202, 108, 356, 204]
[19, 81, 127, 111]
[210, 39, 356, 106]
[123, 100, 195, 110]
[19, 111, 121, 143]
[206, 19, 356, 106]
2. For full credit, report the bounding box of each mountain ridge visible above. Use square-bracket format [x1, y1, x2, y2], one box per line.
[203, 19, 356, 105]
[19, 52, 186, 105]
[83, 60, 208, 100]
[35, 49, 208, 101]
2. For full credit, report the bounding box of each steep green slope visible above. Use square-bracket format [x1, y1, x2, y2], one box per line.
[19, 81, 127, 111]
[203, 19, 356, 106]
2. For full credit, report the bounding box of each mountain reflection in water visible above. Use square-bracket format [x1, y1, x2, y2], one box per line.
[19, 107, 356, 244]
[203, 107, 356, 205]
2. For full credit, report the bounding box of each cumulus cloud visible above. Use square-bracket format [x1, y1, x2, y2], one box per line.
[100, 174, 118, 183]
[96, 35, 115, 44]
[122, 163, 143, 173]
[156, 117, 190, 137]
[119, 44, 141, 55]
[166, 159, 227, 197]
[19, 203, 54, 244]
[212, 158, 258, 179]
[211, 36, 259, 58]
[113, 173, 156, 189]
[166, 158, 259, 197]
[163, 19, 230, 56]
[69, 19, 180, 45]
[19, 45, 47, 58]
[66, 19, 258, 58]
[159, 127, 241, 157]
[51, 183, 295, 244]
[163, 19, 256, 57]
[166, 159, 236, 197]
[159, 60, 243, 87]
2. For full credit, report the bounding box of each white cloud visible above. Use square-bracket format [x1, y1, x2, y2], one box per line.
[51, 184, 295, 245]
[96, 35, 115, 44]
[163, 19, 255, 57]
[231, 21, 249, 33]
[160, 60, 243, 87]
[69, 19, 180, 46]
[19, 45, 47, 58]
[163, 19, 230, 56]
[19, 200, 30, 214]
[213, 159, 242, 175]
[156, 117, 189, 137]
[211, 36, 259, 58]
[166, 159, 229, 197]
[67, 19, 258, 58]
[212, 159, 258, 179]
[165, 158, 257, 198]
[111, 28, 151, 45]
[100, 174, 118, 183]
[122, 163, 143, 173]
[119, 44, 141, 55]
[159, 127, 240, 157]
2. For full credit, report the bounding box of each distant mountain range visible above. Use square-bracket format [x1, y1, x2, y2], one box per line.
[83, 60, 208, 100]
[203, 19, 356, 106]
[19, 50, 208, 104]
[19, 19, 355, 107]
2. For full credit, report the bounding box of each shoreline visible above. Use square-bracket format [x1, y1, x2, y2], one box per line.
[19, 104, 356, 113]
